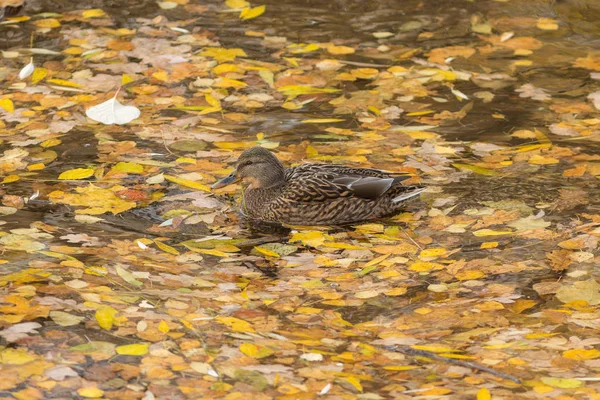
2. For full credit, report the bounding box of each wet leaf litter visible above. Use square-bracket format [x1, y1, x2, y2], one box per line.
[0, 0, 600, 399]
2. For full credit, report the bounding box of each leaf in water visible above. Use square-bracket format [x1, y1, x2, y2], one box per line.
[50, 311, 85, 327]
[452, 163, 499, 176]
[540, 377, 584, 389]
[301, 118, 345, 123]
[95, 306, 117, 330]
[82, 8, 107, 18]
[86, 90, 140, 125]
[112, 161, 144, 173]
[77, 387, 104, 398]
[226, 0, 249, 8]
[19, 60, 34, 80]
[115, 265, 143, 287]
[154, 240, 180, 255]
[33, 18, 61, 28]
[215, 316, 256, 333]
[536, 18, 558, 31]
[240, 5, 266, 20]
[562, 349, 600, 360]
[58, 168, 95, 180]
[164, 174, 211, 192]
[289, 231, 332, 247]
[0, 98, 14, 113]
[115, 343, 149, 356]
[240, 343, 274, 358]
[254, 246, 280, 258]
[556, 279, 600, 305]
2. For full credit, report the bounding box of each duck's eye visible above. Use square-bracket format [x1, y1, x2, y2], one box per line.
[241, 160, 253, 167]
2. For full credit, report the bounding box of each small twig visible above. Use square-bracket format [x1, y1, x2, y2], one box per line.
[383, 346, 522, 384]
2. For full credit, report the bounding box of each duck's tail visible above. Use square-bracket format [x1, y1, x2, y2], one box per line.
[392, 187, 426, 204]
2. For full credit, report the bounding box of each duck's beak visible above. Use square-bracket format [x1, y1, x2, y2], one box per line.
[211, 169, 239, 189]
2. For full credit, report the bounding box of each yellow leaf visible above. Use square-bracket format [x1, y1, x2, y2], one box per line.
[277, 85, 340, 98]
[537, 18, 558, 30]
[205, 94, 221, 108]
[164, 175, 211, 192]
[199, 47, 247, 62]
[176, 157, 196, 164]
[215, 316, 256, 333]
[408, 261, 444, 272]
[214, 77, 247, 88]
[328, 45, 355, 55]
[385, 287, 407, 296]
[259, 70, 274, 88]
[41, 138, 61, 148]
[186, 248, 230, 257]
[152, 70, 168, 82]
[58, 168, 95, 180]
[412, 344, 458, 353]
[480, 242, 498, 249]
[240, 5, 266, 20]
[0, 98, 14, 113]
[455, 270, 485, 280]
[240, 343, 274, 358]
[453, 163, 499, 176]
[31, 68, 48, 84]
[112, 162, 144, 174]
[77, 387, 104, 398]
[33, 18, 61, 28]
[301, 118, 345, 123]
[540, 377, 584, 389]
[406, 110, 435, 116]
[154, 240, 180, 256]
[48, 184, 136, 215]
[82, 9, 107, 18]
[122, 74, 134, 85]
[355, 290, 379, 299]
[563, 349, 600, 360]
[158, 320, 170, 333]
[419, 247, 447, 258]
[404, 130, 438, 139]
[95, 306, 117, 330]
[287, 43, 320, 54]
[0, 348, 38, 365]
[289, 231, 332, 247]
[472, 229, 513, 237]
[344, 376, 363, 392]
[46, 79, 82, 88]
[254, 246, 280, 258]
[383, 365, 420, 371]
[2, 175, 20, 184]
[27, 163, 45, 171]
[321, 242, 365, 250]
[115, 343, 149, 356]
[296, 307, 322, 314]
[226, 0, 250, 9]
[528, 155, 559, 165]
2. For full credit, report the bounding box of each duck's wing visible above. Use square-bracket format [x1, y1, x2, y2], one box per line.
[283, 168, 412, 201]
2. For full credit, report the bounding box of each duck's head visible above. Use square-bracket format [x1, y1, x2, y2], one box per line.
[212, 147, 285, 190]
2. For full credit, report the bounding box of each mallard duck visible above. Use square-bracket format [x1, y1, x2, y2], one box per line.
[212, 147, 424, 225]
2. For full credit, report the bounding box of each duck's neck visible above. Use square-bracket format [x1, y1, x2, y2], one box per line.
[242, 184, 284, 218]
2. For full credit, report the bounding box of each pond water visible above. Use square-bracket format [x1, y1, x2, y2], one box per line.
[1, 0, 600, 398]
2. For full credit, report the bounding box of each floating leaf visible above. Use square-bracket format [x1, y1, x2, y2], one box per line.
[115, 343, 149, 356]
[19, 60, 34, 80]
[95, 306, 117, 330]
[240, 5, 266, 20]
[0, 98, 14, 113]
[58, 168, 95, 180]
[86, 90, 140, 125]
[164, 174, 211, 192]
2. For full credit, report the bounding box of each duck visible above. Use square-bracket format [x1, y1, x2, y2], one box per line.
[211, 147, 424, 225]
